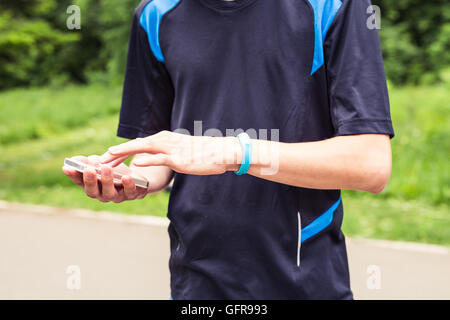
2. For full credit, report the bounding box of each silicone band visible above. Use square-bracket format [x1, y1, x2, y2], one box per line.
[235, 132, 252, 175]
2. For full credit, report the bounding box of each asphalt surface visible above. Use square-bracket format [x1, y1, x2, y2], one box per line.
[0, 201, 449, 300]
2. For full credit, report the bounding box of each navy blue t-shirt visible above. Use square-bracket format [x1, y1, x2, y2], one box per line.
[118, 0, 394, 299]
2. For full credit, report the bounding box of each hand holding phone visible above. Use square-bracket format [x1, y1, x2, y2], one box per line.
[64, 157, 149, 188]
[62, 155, 150, 203]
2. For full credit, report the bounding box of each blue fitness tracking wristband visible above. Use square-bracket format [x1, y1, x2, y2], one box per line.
[235, 132, 252, 175]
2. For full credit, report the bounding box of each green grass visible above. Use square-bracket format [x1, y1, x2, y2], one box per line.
[379, 83, 449, 205]
[0, 83, 449, 245]
[343, 82, 450, 207]
[341, 193, 449, 245]
[0, 85, 123, 145]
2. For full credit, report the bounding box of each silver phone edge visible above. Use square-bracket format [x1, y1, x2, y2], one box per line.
[64, 158, 149, 189]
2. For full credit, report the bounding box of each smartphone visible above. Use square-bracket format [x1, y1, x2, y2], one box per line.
[63, 158, 149, 189]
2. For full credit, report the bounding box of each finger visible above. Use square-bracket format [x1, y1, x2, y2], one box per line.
[101, 138, 165, 162]
[135, 187, 148, 199]
[102, 154, 129, 168]
[83, 167, 99, 198]
[113, 188, 127, 203]
[109, 139, 151, 155]
[97, 195, 109, 203]
[99, 141, 145, 163]
[132, 153, 170, 167]
[71, 155, 89, 164]
[122, 175, 138, 199]
[87, 155, 102, 166]
[62, 165, 84, 187]
[100, 165, 117, 200]
[99, 151, 118, 164]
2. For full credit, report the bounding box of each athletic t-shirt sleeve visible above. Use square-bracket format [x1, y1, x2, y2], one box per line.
[324, 0, 394, 138]
[117, 8, 174, 139]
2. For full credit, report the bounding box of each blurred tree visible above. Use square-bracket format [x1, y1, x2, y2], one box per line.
[0, 0, 448, 89]
[0, 0, 138, 89]
[0, 0, 79, 89]
[374, 0, 450, 84]
[52, 0, 139, 85]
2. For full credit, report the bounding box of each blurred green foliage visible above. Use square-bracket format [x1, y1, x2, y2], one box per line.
[374, 0, 450, 84]
[0, 0, 448, 89]
[0, 0, 79, 88]
[0, 0, 138, 89]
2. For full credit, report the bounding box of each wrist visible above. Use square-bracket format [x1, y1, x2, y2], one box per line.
[129, 161, 173, 193]
[223, 136, 242, 172]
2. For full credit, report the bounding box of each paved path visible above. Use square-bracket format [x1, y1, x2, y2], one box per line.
[0, 201, 449, 300]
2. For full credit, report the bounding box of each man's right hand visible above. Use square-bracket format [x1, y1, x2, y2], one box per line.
[62, 155, 149, 203]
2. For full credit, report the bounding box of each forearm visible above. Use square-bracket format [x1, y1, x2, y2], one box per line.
[130, 154, 173, 193]
[102, 132, 392, 194]
[236, 134, 391, 193]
